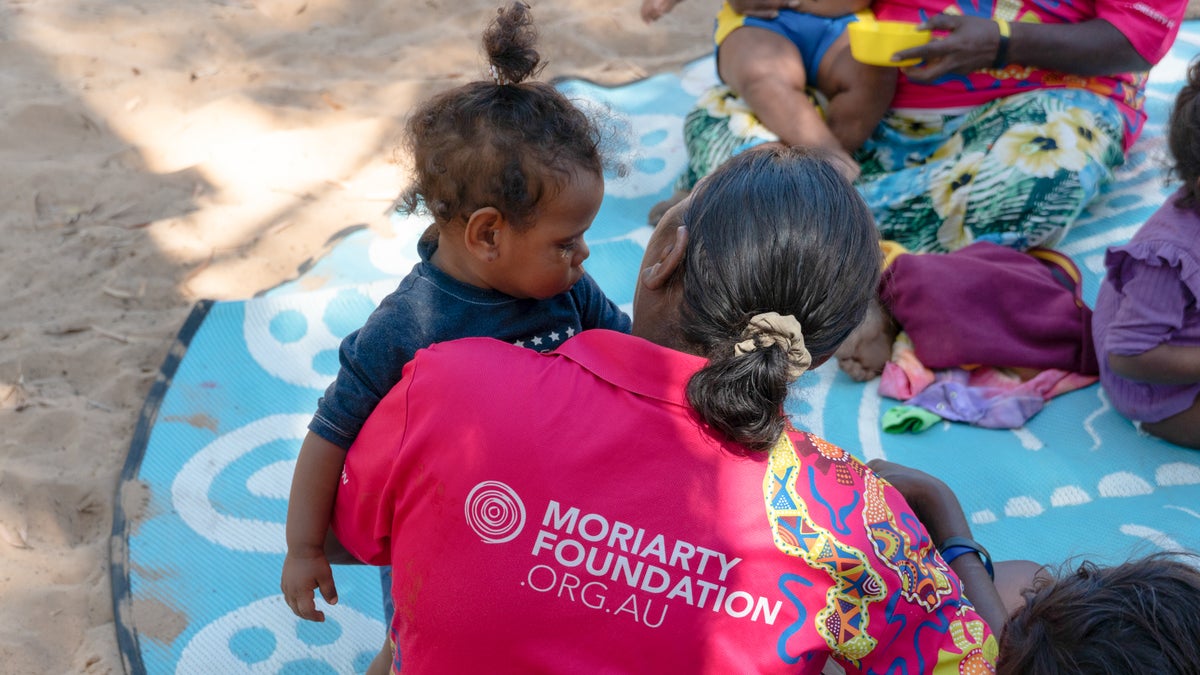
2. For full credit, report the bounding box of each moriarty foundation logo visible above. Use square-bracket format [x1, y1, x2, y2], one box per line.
[463, 480, 782, 629]
[464, 480, 527, 544]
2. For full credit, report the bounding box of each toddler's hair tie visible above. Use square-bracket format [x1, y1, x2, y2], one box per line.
[489, 64, 511, 86]
[733, 312, 813, 380]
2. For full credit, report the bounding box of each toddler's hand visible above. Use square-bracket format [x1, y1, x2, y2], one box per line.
[729, 0, 801, 19]
[281, 549, 338, 622]
[641, 0, 683, 22]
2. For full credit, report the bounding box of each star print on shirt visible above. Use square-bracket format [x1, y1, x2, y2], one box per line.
[548, 331, 560, 342]
[566, 327, 575, 338]
[513, 340, 525, 348]
[531, 336, 543, 346]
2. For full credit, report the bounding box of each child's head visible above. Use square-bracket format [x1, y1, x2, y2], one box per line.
[998, 553, 1200, 675]
[399, 2, 606, 299]
[1169, 57, 1200, 211]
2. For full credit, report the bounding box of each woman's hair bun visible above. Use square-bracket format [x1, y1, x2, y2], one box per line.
[482, 2, 543, 85]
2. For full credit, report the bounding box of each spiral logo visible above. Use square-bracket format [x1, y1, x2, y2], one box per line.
[464, 481, 526, 544]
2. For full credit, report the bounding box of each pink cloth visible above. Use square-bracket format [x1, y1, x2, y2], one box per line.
[875, 0, 1186, 149]
[878, 335, 936, 400]
[333, 330, 996, 673]
[880, 352, 1098, 429]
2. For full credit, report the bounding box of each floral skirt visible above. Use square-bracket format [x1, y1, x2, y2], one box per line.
[676, 86, 1125, 252]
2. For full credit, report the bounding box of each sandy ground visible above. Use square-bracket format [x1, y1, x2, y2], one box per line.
[0, 1, 714, 672]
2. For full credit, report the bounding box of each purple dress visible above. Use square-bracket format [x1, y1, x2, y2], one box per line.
[1093, 188, 1200, 422]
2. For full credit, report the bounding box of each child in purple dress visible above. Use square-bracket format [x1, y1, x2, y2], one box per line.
[1092, 59, 1200, 449]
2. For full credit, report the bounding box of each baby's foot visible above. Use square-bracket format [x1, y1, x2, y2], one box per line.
[648, 190, 689, 226]
[835, 298, 897, 382]
[827, 148, 861, 183]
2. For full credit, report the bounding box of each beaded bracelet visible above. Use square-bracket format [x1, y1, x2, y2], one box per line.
[992, 18, 1011, 69]
[939, 535, 995, 580]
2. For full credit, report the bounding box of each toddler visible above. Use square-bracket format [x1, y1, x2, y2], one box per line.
[998, 553, 1200, 674]
[642, 0, 897, 210]
[1092, 57, 1200, 449]
[280, 0, 630, 647]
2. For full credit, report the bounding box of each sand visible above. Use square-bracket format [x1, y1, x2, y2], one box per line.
[0, 1, 713, 672]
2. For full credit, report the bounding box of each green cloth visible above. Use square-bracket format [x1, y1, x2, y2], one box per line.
[882, 405, 943, 434]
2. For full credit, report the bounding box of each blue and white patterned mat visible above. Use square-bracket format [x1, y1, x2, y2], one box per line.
[114, 26, 1200, 674]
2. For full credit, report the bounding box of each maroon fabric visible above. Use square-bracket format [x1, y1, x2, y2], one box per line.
[881, 242, 1099, 375]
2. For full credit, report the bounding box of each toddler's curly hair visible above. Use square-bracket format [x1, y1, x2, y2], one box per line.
[397, 2, 605, 231]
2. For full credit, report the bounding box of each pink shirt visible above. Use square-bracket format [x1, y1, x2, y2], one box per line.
[333, 330, 996, 673]
[876, 0, 1186, 149]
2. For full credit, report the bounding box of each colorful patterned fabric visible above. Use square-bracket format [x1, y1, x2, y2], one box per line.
[332, 330, 996, 673]
[876, 0, 1186, 150]
[678, 86, 1125, 252]
[857, 89, 1126, 251]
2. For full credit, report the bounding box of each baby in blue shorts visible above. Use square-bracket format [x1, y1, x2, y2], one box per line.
[643, 0, 896, 182]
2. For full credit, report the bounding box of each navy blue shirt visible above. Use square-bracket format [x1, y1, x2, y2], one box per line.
[310, 237, 632, 449]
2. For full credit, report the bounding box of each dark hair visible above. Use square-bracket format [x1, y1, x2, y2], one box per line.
[1169, 58, 1200, 212]
[398, 2, 604, 231]
[680, 147, 881, 452]
[998, 553, 1200, 675]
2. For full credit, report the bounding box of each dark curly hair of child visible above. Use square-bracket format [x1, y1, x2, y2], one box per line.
[997, 552, 1200, 675]
[1169, 57, 1200, 212]
[397, 1, 606, 232]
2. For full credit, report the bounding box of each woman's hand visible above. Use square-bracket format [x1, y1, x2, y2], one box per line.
[892, 14, 1002, 82]
[893, 14, 1152, 81]
[868, 459, 1012, 631]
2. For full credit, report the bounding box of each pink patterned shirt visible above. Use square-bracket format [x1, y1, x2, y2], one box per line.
[876, 0, 1187, 149]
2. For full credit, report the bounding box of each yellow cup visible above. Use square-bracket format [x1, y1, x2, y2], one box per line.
[846, 19, 931, 67]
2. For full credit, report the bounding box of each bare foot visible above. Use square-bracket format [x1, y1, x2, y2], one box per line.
[828, 148, 861, 183]
[835, 297, 897, 382]
[648, 190, 689, 226]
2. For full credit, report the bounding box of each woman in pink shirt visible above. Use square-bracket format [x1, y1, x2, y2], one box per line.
[327, 146, 1019, 674]
[665, 0, 1187, 253]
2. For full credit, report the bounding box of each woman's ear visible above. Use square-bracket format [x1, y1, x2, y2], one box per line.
[463, 207, 506, 262]
[641, 225, 687, 290]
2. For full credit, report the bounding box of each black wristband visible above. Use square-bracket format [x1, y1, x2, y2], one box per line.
[992, 18, 1011, 69]
[939, 535, 995, 580]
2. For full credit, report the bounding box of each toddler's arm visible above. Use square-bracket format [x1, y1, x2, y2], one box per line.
[867, 459, 1009, 634]
[641, 0, 685, 22]
[281, 431, 349, 622]
[730, 0, 869, 18]
[1108, 344, 1200, 385]
[786, 0, 871, 17]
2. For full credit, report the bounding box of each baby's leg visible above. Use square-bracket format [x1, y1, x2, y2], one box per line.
[718, 27, 857, 179]
[648, 190, 689, 226]
[816, 35, 897, 154]
[1140, 394, 1200, 449]
[367, 641, 392, 675]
